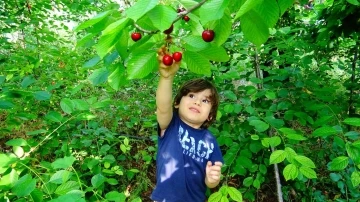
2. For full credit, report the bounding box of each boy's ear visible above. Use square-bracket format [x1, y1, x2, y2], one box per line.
[207, 116, 212, 121]
[174, 103, 179, 108]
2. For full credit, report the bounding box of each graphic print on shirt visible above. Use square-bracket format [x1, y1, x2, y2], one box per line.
[178, 126, 214, 162]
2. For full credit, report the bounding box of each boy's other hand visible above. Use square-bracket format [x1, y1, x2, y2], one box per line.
[157, 45, 180, 78]
[205, 161, 222, 185]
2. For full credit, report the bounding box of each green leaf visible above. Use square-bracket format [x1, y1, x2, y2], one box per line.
[0, 75, 5, 85]
[105, 191, 126, 202]
[49, 170, 73, 184]
[264, 116, 284, 128]
[6, 138, 28, 146]
[96, 18, 130, 58]
[0, 100, 14, 109]
[198, 45, 230, 62]
[108, 66, 127, 91]
[49, 191, 83, 202]
[343, 118, 360, 126]
[240, 10, 269, 46]
[12, 174, 36, 197]
[286, 134, 307, 141]
[199, 0, 229, 25]
[52, 156, 76, 169]
[88, 67, 109, 86]
[125, 0, 158, 21]
[249, 120, 269, 132]
[26, 129, 47, 136]
[147, 5, 177, 31]
[127, 51, 157, 79]
[269, 150, 286, 164]
[351, 171, 360, 187]
[224, 90, 237, 101]
[268, 136, 282, 147]
[60, 98, 75, 114]
[208, 191, 222, 202]
[33, 91, 51, 101]
[328, 156, 349, 171]
[183, 36, 211, 52]
[72, 99, 90, 111]
[75, 10, 114, 31]
[312, 126, 337, 137]
[283, 164, 298, 181]
[183, 50, 211, 76]
[0, 169, 18, 186]
[21, 75, 36, 88]
[82, 56, 100, 68]
[76, 33, 96, 48]
[91, 174, 106, 188]
[45, 111, 63, 122]
[265, 91, 276, 99]
[277, 0, 294, 16]
[345, 143, 360, 164]
[228, 187, 242, 201]
[294, 155, 316, 168]
[299, 167, 317, 179]
[347, 0, 360, 6]
[243, 177, 253, 187]
[54, 181, 79, 195]
[254, 0, 279, 28]
[30, 188, 43, 202]
[214, 9, 232, 46]
[234, 0, 263, 20]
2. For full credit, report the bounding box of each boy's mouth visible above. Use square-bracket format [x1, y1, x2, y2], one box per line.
[189, 107, 200, 113]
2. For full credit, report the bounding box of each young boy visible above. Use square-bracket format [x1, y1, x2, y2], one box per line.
[150, 47, 223, 201]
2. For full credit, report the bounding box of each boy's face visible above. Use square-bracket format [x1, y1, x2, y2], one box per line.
[175, 89, 213, 129]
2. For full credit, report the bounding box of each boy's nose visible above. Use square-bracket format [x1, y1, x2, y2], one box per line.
[194, 99, 201, 105]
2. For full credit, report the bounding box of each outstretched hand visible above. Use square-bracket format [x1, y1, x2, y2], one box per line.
[157, 46, 181, 78]
[205, 161, 222, 186]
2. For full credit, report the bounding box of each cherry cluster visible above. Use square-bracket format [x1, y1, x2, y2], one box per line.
[162, 52, 182, 66]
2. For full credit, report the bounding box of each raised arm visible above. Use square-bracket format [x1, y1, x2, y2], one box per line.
[156, 46, 180, 136]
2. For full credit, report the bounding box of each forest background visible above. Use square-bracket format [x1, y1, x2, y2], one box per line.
[0, 0, 359, 201]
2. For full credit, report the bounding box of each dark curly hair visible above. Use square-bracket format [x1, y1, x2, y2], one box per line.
[173, 78, 219, 128]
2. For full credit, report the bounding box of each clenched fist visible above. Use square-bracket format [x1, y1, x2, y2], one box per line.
[205, 161, 222, 188]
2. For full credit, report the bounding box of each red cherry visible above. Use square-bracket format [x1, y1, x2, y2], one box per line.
[183, 16, 190, 22]
[202, 30, 215, 42]
[131, 32, 141, 42]
[163, 24, 174, 35]
[162, 54, 173, 66]
[172, 52, 182, 62]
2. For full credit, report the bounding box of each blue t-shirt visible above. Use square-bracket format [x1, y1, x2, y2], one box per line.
[151, 113, 223, 202]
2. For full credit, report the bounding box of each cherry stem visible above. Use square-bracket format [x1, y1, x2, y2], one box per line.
[133, 0, 208, 34]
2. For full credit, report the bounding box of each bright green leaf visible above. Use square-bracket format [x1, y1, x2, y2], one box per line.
[88, 67, 109, 86]
[6, 138, 28, 146]
[75, 10, 114, 31]
[26, 129, 47, 136]
[21, 75, 36, 88]
[0, 100, 14, 109]
[269, 150, 286, 164]
[343, 118, 360, 126]
[33, 91, 51, 101]
[60, 98, 74, 114]
[198, 46, 230, 62]
[347, 0, 360, 6]
[351, 171, 360, 187]
[12, 174, 36, 197]
[108, 64, 127, 91]
[294, 155, 316, 168]
[49, 170, 73, 184]
[243, 177, 253, 187]
[147, 5, 177, 31]
[30, 188, 43, 202]
[183, 50, 211, 76]
[91, 174, 106, 188]
[312, 126, 337, 137]
[328, 156, 349, 171]
[125, 0, 158, 21]
[200, 0, 229, 25]
[283, 164, 298, 181]
[54, 181, 79, 195]
[45, 111, 63, 122]
[249, 120, 269, 132]
[127, 51, 157, 79]
[105, 191, 126, 202]
[240, 10, 269, 46]
[299, 166, 317, 179]
[214, 9, 232, 46]
[234, 0, 263, 20]
[52, 156, 76, 169]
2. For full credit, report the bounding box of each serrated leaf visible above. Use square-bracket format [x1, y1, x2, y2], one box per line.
[30, 188, 43, 202]
[198, 45, 230, 62]
[183, 36, 211, 52]
[88, 67, 109, 86]
[214, 9, 232, 46]
[82, 56, 101, 68]
[125, 0, 158, 22]
[264, 116, 284, 128]
[33, 91, 51, 101]
[208, 191, 222, 202]
[294, 155, 316, 168]
[60, 98, 74, 114]
[299, 167, 317, 179]
[72, 99, 90, 111]
[76, 33, 96, 48]
[127, 51, 157, 79]
[346, 142, 360, 164]
[243, 177, 253, 187]
[183, 50, 211, 76]
[269, 150, 286, 164]
[312, 126, 337, 137]
[199, 0, 229, 25]
[283, 164, 298, 181]
[108, 64, 127, 91]
[277, 0, 294, 16]
[351, 171, 360, 187]
[343, 118, 360, 126]
[54, 181, 79, 195]
[12, 174, 36, 197]
[234, 0, 263, 20]
[147, 5, 177, 31]
[249, 120, 269, 132]
[52, 156, 76, 169]
[254, 0, 279, 28]
[228, 187, 242, 201]
[328, 156, 349, 171]
[75, 10, 114, 31]
[240, 10, 269, 46]
[96, 19, 130, 58]
[269, 136, 282, 147]
[6, 138, 28, 146]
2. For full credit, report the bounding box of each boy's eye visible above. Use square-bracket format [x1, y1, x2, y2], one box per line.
[189, 94, 195, 98]
[202, 99, 210, 103]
